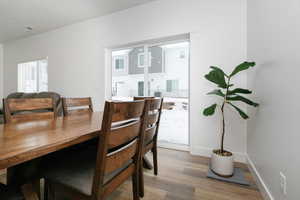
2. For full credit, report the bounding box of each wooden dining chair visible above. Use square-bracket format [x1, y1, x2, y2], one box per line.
[2, 97, 57, 198]
[44, 100, 149, 200]
[133, 97, 163, 197]
[3, 98, 57, 123]
[62, 97, 93, 116]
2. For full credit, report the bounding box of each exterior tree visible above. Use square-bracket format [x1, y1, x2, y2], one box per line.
[203, 62, 259, 155]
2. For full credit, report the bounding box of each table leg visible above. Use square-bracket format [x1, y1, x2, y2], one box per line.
[143, 156, 153, 170]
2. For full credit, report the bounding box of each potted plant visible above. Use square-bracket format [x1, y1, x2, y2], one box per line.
[203, 61, 259, 177]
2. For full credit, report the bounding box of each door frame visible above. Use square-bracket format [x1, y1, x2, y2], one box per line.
[105, 35, 191, 151]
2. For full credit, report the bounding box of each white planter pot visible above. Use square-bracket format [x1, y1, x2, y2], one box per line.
[211, 150, 234, 177]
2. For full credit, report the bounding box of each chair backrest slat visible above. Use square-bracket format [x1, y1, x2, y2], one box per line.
[144, 125, 157, 145]
[105, 139, 137, 174]
[6, 98, 54, 112]
[108, 120, 141, 149]
[111, 102, 145, 122]
[133, 97, 163, 144]
[10, 112, 55, 123]
[147, 112, 160, 126]
[91, 100, 148, 199]
[62, 97, 93, 116]
[3, 98, 56, 123]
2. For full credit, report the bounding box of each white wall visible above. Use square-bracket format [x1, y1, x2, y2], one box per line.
[0, 44, 3, 102]
[247, 0, 300, 199]
[3, 0, 247, 161]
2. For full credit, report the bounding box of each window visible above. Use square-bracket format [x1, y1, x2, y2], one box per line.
[166, 80, 179, 92]
[115, 58, 124, 70]
[138, 52, 152, 68]
[138, 81, 144, 96]
[179, 50, 186, 59]
[112, 55, 127, 72]
[18, 59, 48, 93]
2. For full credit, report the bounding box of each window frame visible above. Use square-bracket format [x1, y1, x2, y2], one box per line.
[18, 58, 48, 93]
[137, 52, 152, 68]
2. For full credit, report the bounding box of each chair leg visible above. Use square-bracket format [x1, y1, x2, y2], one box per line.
[138, 165, 144, 198]
[44, 180, 55, 200]
[132, 172, 140, 200]
[44, 180, 49, 200]
[152, 143, 158, 176]
[32, 179, 41, 199]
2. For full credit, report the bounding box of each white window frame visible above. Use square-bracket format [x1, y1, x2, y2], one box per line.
[18, 59, 48, 93]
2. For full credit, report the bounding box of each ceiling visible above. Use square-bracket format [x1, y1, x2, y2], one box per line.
[0, 0, 156, 43]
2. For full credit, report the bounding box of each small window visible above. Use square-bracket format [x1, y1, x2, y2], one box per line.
[138, 52, 152, 68]
[166, 80, 179, 92]
[18, 59, 48, 93]
[113, 55, 127, 72]
[179, 50, 186, 59]
[115, 58, 124, 70]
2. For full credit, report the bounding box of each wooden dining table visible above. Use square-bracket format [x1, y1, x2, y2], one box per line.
[0, 112, 102, 171]
[0, 111, 151, 199]
[0, 112, 102, 199]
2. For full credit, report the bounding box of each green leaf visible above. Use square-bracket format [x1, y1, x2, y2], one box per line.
[207, 89, 225, 97]
[228, 102, 249, 119]
[230, 62, 255, 77]
[203, 104, 217, 116]
[210, 66, 229, 77]
[204, 68, 227, 88]
[228, 88, 252, 95]
[227, 95, 259, 107]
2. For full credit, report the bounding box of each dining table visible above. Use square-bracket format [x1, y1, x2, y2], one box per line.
[0, 111, 152, 199]
[0, 112, 102, 199]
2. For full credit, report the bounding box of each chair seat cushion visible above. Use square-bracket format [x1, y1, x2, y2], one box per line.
[0, 183, 24, 200]
[44, 149, 132, 196]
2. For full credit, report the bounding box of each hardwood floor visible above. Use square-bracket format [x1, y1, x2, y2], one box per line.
[112, 148, 263, 200]
[0, 148, 263, 200]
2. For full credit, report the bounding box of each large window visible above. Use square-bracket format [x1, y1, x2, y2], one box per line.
[18, 59, 48, 93]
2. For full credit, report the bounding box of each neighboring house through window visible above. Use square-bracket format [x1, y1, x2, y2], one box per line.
[18, 59, 48, 93]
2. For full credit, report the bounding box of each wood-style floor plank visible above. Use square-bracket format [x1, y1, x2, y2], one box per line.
[108, 148, 263, 200]
[0, 148, 263, 200]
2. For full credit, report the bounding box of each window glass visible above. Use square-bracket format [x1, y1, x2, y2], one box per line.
[115, 58, 124, 70]
[166, 80, 179, 92]
[18, 59, 48, 93]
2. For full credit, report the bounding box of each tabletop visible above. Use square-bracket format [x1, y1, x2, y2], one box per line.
[0, 112, 103, 170]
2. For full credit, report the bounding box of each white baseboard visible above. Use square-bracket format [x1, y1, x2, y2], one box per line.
[246, 155, 274, 200]
[158, 141, 189, 152]
[190, 146, 247, 163]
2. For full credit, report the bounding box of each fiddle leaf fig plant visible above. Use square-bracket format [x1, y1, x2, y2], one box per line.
[203, 61, 259, 154]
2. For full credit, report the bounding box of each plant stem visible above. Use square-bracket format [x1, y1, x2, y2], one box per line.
[220, 77, 231, 153]
[220, 102, 225, 153]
